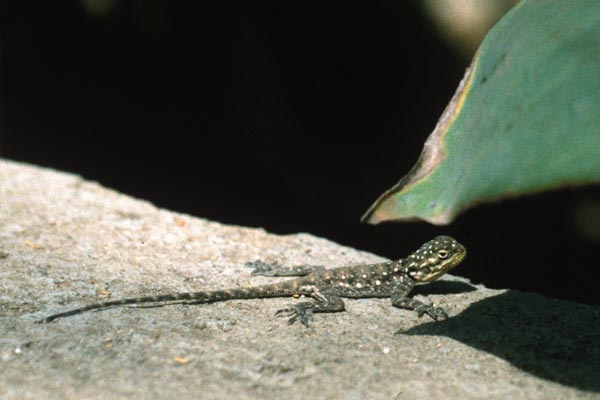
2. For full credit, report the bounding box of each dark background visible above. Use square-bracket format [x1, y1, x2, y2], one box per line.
[0, 1, 597, 304]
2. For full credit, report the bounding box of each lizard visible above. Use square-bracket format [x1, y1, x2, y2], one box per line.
[37, 235, 466, 326]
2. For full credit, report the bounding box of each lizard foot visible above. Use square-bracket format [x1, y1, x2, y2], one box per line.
[415, 304, 448, 321]
[275, 303, 314, 327]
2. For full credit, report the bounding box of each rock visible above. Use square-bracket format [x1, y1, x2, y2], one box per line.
[0, 158, 597, 399]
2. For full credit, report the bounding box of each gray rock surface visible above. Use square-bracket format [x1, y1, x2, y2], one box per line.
[1, 158, 598, 400]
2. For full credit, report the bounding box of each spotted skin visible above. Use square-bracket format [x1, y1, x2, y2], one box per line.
[38, 236, 466, 326]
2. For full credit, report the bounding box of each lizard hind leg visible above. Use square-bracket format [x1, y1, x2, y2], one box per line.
[275, 292, 345, 327]
[245, 260, 325, 277]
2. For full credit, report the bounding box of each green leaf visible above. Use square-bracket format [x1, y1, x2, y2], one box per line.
[362, 0, 600, 225]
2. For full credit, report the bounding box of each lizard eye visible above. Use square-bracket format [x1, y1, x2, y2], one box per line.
[437, 249, 449, 259]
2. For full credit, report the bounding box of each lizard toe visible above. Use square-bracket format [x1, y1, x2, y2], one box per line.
[275, 304, 313, 327]
[415, 304, 448, 321]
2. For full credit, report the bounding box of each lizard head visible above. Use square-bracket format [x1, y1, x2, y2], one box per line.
[405, 236, 466, 283]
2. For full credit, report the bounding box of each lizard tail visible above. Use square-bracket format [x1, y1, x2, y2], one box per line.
[37, 283, 298, 323]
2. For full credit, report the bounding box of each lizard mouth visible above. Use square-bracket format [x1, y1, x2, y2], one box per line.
[452, 248, 467, 266]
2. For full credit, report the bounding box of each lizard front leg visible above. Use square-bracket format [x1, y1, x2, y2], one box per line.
[390, 277, 448, 321]
[275, 286, 345, 327]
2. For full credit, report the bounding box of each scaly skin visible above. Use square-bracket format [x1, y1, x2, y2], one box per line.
[38, 236, 466, 326]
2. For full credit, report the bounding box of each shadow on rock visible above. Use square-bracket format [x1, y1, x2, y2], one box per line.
[413, 279, 477, 296]
[401, 290, 600, 392]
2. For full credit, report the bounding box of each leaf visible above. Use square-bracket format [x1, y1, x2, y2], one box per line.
[362, 0, 600, 225]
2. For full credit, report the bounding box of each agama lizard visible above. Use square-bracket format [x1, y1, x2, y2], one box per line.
[38, 235, 466, 326]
